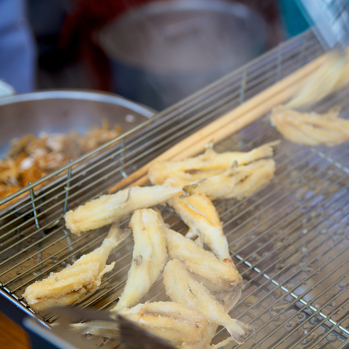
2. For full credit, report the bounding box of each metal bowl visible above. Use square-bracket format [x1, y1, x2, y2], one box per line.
[0, 90, 155, 157]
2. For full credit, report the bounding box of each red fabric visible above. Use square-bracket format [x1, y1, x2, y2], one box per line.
[60, 0, 163, 90]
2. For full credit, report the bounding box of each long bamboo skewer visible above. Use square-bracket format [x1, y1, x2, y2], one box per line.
[108, 53, 328, 193]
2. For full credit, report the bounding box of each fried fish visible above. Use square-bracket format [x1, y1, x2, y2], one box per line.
[164, 260, 254, 344]
[168, 193, 230, 261]
[23, 224, 129, 312]
[165, 228, 242, 292]
[271, 107, 349, 146]
[120, 302, 209, 349]
[148, 141, 279, 186]
[110, 209, 167, 312]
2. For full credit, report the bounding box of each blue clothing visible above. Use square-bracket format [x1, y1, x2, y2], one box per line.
[0, 0, 36, 93]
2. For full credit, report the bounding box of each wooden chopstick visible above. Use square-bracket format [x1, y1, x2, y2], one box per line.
[108, 53, 328, 193]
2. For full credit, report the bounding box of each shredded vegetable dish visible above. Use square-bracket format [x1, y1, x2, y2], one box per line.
[0, 119, 122, 202]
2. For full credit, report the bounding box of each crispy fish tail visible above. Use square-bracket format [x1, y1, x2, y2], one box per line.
[106, 224, 131, 248]
[225, 319, 255, 345]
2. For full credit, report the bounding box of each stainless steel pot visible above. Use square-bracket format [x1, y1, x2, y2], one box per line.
[0, 90, 155, 157]
[98, 0, 267, 110]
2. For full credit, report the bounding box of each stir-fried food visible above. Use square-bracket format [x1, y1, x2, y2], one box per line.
[270, 107, 349, 146]
[110, 209, 167, 312]
[165, 228, 242, 292]
[23, 224, 130, 312]
[119, 302, 209, 349]
[0, 120, 122, 202]
[168, 194, 230, 261]
[149, 141, 279, 186]
[164, 260, 254, 344]
[65, 185, 183, 234]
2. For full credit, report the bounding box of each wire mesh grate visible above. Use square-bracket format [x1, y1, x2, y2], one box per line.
[1, 29, 348, 348]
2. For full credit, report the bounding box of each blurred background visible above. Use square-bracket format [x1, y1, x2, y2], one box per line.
[0, 0, 309, 111]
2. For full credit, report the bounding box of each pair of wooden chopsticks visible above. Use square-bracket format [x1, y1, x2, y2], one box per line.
[109, 53, 327, 193]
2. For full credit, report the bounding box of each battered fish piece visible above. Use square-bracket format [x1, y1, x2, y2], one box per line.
[23, 224, 130, 312]
[167, 194, 230, 261]
[271, 107, 349, 146]
[110, 209, 167, 312]
[167, 159, 275, 200]
[119, 302, 209, 349]
[285, 51, 349, 110]
[148, 141, 279, 185]
[164, 260, 254, 345]
[65, 185, 183, 234]
[165, 228, 242, 291]
[70, 292, 242, 348]
[201, 290, 245, 349]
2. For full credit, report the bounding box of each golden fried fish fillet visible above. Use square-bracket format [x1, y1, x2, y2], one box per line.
[168, 193, 230, 261]
[119, 302, 209, 349]
[148, 141, 279, 185]
[284, 51, 349, 110]
[165, 228, 242, 291]
[110, 209, 167, 312]
[271, 107, 349, 146]
[164, 260, 254, 345]
[167, 158, 275, 201]
[192, 159, 275, 200]
[65, 185, 183, 234]
[23, 224, 130, 312]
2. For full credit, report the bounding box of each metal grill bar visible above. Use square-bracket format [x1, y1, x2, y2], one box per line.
[235, 190, 348, 286]
[225, 154, 346, 247]
[232, 163, 348, 267]
[236, 248, 349, 343]
[310, 314, 349, 349]
[285, 294, 349, 348]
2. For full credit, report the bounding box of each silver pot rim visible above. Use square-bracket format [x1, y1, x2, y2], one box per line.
[0, 89, 156, 117]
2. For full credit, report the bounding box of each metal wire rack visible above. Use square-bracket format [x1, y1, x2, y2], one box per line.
[1, 29, 349, 348]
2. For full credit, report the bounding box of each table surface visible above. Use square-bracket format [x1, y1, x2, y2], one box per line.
[0, 312, 30, 349]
